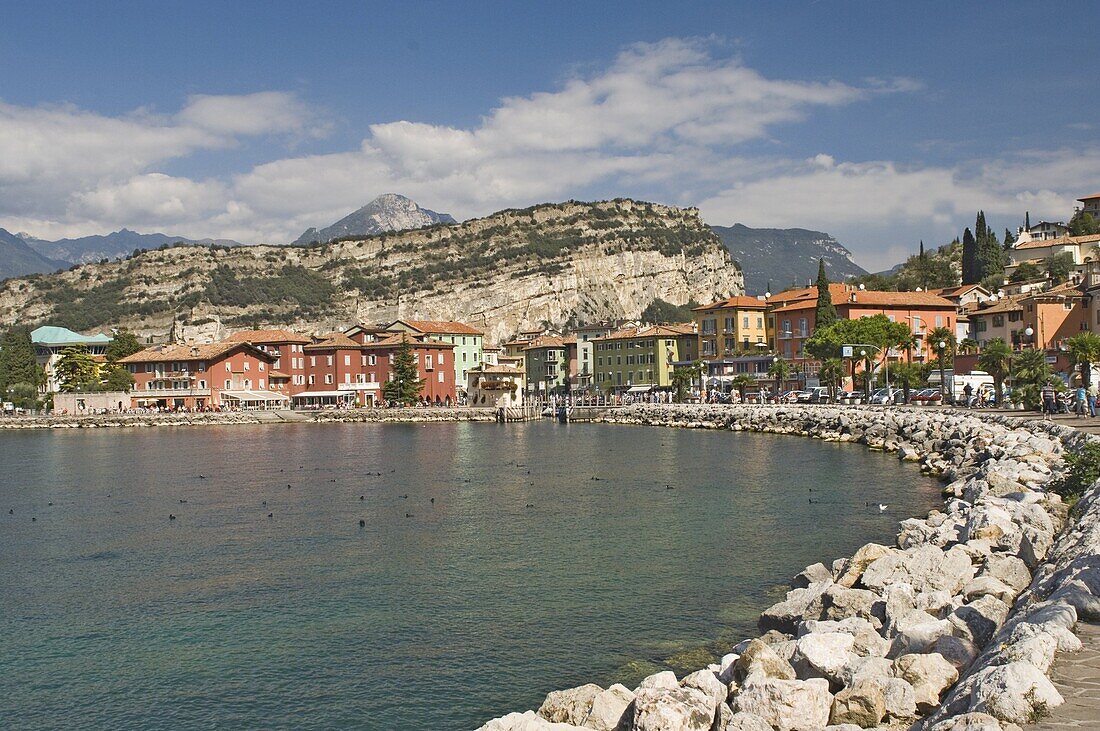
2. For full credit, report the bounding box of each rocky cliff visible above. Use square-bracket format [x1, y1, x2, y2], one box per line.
[712, 224, 868, 294]
[292, 193, 456, 245]
[0, 199, 744, 345]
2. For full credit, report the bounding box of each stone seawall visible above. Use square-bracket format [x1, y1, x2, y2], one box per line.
[0, 407, 499, 430]
[479, 404, 1100, 731]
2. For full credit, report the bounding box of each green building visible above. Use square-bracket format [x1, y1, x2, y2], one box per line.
[592, 324, 698, 393]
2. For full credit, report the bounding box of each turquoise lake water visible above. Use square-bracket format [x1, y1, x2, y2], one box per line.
[0, 420, 941, 729]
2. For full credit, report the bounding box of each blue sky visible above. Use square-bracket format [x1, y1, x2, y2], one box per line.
[1, 1, 1097, 269]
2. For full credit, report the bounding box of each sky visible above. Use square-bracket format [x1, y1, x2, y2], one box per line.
[1, 1, 1098, 270]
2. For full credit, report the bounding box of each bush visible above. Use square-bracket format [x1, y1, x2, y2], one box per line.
[1051, 442, 1100, 501]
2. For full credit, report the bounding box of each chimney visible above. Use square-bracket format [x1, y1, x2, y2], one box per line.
[190, 346, 199, 357]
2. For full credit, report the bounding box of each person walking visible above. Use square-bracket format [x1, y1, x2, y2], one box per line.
[1076, 384, 1088, 419]
[963, 382, 973, 408]
[1041, 381, 1056, 420]
[1089, 381, 1098, 418]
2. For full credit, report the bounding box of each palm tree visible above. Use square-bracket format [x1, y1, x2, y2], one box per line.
[1013, 348, 1055, 409]
[927, 326, 956, 403]
[730, 373, 755, 403]
[978, 338, 1013, 406]
[958, 338, 979, 355]
[1066, 332, 1100, 388]
[767, 357, 794, 402]
[890, 361, 924, 404]
[818, 357, 845, 401]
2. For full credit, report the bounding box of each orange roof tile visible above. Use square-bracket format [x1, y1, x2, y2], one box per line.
[1013, 233, 1100, 250]
[393, 319, 483, 335]
[693, 295, 769, 311]
[119, 341, 271, 364]
[224, 329, 311, 344]
[305, 333, 361, 350]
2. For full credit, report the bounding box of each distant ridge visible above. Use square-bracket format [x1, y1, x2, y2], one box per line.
[292, 193, 456, 244]
[0, 228, 68, 279]
[24, 229, 244, 265]
[711, 223, 868, 294]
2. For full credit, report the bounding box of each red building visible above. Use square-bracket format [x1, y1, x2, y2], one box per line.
[292, 330, 458, 407]
[769, 283, 957, 365]
[223, 329, 312, 396]
[120, 342, 284, 410]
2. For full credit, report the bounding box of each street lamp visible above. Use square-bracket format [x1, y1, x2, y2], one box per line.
[936, 340, 947, 404]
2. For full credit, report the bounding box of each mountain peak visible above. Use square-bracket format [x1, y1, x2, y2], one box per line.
[292, 194, 456, 244]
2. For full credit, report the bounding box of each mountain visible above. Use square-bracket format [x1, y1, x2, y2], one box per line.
[292, 193, 457, 244]
[0, 199, 744, 346]
[24, 229, 243, 265]
[0, 228, 68, 280]
[711, 224, 868, 294]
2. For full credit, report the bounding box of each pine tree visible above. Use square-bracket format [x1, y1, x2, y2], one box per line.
[961, 227, 979, 284]
[814, 258, 838, 329]
[0, 326, 40, 394]
[54, 345, 100, 392]
[382, 335, 425, 406]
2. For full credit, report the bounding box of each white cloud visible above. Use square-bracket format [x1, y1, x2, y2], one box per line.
[2, 35, 1098, 274]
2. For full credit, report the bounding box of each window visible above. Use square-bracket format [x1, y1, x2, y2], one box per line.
[782, 320, 791, 337]
[308, 375, 316, 385]
[368, 355, 377, 366]
[259, 379, 265, 389]
[243, 362, 250, 371]
[259, 362, 265, 371]
[798, 318, 808, 337]
[310, 356, 316, 367]
[225, 363, 232, 372]
[198, 380, 206, 389]
[426, 354, 433, 369]
[724, 317, 734, 331]
[439, 352, 445, 364]
[145, 363, 153, 373]
[935, 315, 944, 327]
[225, 379, 231, 388]
[992, 315, 1005, 328]
[344, 373, 350, 384]
[243, 379, 251, 389]
[438, 372, 444, 383]
[326, 355, 333, 366]
[344, 355, 351, 366]
[742, 316, 749, 329]
[757, 317, 763, 329]
[273, 359, 280, 369]
[325, 374, 333, 384]
[361, 355, 367, 366]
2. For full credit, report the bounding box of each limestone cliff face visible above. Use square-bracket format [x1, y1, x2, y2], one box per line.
[0, 199, 744, 344]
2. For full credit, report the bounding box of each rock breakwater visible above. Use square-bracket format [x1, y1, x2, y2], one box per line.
[478, 404, 1100, 731]
[0, 407, 499, 430]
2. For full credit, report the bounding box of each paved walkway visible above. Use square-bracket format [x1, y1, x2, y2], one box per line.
[1025, 622, 1100, 730]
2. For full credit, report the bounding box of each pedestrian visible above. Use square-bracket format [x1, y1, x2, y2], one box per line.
[1076, 384, 1088, 419]
[1041, 381, 1056, 420]
[963, 382, 973, 408]
[1089, 381, 1098, 418]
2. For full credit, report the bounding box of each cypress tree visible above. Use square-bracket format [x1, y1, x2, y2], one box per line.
[0, 326, 40, 394]
[919, 240, 925, 258]
[1004, 228, 1015, 249]
[1025, 211, 1031, 231]
[962, 227, 978, 284]
[814, 258, 838, 328]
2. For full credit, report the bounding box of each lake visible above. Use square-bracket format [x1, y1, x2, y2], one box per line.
[0, 420, 941, 730]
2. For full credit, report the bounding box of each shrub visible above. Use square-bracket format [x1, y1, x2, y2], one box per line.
[1051, 441, 1100, 502]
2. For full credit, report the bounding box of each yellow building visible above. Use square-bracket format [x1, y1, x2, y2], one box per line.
[592, 324, 698, 393]
[692, 296, 771, 359]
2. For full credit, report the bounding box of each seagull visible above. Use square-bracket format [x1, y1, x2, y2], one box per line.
[359, 495, 365, 501]
[430, 497, 435, 504]
[267, 512, 273, 518]
[179, 499, 187, 504]
[198, 474, 206, 479]
[405, 513, 413, 518]
[878, 504, 888, 512]
[665, 484, 675, 490]
[358, 519, 365, 527]
[169, 514, 176, 520]
[399, 494, 409, 499]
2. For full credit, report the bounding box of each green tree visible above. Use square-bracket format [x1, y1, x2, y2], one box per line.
[1066, 332, 1100, 389]
[105, 330, 143, 363]
[730, 373, 756, 402]
[961, 227, 979, 284]
[814, 259, 838, 329]
[641, 298, 698, 325]
[54, 345, 100, 392]
[805, 315, 912, 361]
[975, 210, 1004, 282]
[102, 365, 135, 392]
[1068, 209, 1100, 236]
[767, 357, 794, 401]
[1009, 261, 1043, 282]
[0, 326, 40, 395]
[1047, 252, 1075, 284]
[382, 336, 425, 406]
[671, 361, 704, 403]
[927, 326, 955, 401]
[817, 357, 845, 400]
[1012, 347, 1055, 409]
[890, 361, 924, 403]
[977, 338, 1013, 406]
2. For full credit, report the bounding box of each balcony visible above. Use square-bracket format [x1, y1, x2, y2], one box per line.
[135, 387, 211, 397]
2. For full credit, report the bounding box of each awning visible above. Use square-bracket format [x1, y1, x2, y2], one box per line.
[221, 390, 290, 402]
[291, 390, 353, 399]
[627, 385, 652, 393]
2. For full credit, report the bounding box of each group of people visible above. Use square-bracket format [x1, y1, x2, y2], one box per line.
[1040, 381, 1098, 419]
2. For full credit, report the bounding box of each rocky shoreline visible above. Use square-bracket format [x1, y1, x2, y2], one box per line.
[0, 407, 499, 430]
[479, 404, 1100, 731]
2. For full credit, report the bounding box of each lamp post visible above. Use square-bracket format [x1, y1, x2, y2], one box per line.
[773, 355, 780, 403]
[937, 340, 947, 404]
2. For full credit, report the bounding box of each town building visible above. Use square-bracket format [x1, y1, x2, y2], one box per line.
[522, 335, 576, 397]
[385, 320, 483, 396]
[466, 363, 525, 407]
[1079, 193, 1100, 219]
[1020, 281, 1088, 351]
[223, 329, 312, 396]
[571, 321, 631, 391]
[120, 342, 284, 410]
[965, 295, 1027, 348]
[692, 296, 770, 359]
[1024, 221, 1070, 241]
[592, 324, 697, 394]
[1004, 233, 1100, 280]
[766, 284, 956, 364]
[31, 325, 112, 394]
[927, 284, 993, 309]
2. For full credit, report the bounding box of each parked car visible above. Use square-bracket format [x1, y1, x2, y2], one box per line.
[780, 390, 805, 403]
[909, 388, 937, 405]
[869, 388, 903, 405]
[803, 386, 831, 404]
